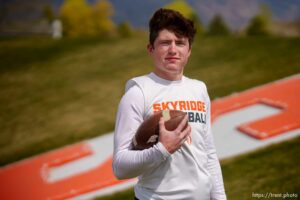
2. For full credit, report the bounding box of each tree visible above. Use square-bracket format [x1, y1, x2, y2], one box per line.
[59, 0, 115, 37]
[207, 14, 230, 36]
[117, 21, 133, 37]
[246, 16, 269, 36]
[92, 0, 115, 36]
[60, 0, 95, 37]
[164, 0, 204, 35]
[246, 4, 271, 36]
[42, 5, 55, 24]
[164, 0, 194, 19]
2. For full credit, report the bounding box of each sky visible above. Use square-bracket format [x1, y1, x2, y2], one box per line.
[0, 0, 299, 33]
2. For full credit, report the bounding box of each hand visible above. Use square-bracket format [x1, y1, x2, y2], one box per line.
[158, 114, 192, 154]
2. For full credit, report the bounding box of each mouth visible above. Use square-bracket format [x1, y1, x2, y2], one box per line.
[165, 57, 180, 62]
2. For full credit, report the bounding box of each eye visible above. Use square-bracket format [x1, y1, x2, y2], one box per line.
[176, 41, 186, 46]
[160, 41, 170, 45]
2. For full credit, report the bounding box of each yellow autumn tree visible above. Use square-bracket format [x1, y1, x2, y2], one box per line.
[60, 0, 95, 37]
[164, 0, 204, 34]
[92, 0, 115, 36]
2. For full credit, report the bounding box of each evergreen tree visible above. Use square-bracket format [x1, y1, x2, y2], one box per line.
[117, 22, 133, 38]
[42, 5, 55, 24]
[246, 4, 271, 36]
[207, 14, 230, 36]
[246, 16, 269, 35]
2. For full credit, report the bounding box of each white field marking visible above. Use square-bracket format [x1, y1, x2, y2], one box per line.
[47, 133, 114, 182]
[212, 104, 300, 159]
[48, 103, 300, 198]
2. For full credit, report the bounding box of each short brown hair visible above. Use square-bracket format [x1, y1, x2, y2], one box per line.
[149, 8, 196, 47]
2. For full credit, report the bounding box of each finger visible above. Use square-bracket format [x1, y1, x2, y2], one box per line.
[180, 124, 191, 139]
[186, 135, 192, 145]
[182, 133, 191, 145]
[175, 114, 188, 133]
[187, 128, 192, 144]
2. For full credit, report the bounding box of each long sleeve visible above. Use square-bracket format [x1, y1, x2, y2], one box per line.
[112, 85, 170, 180]
[204, 89, 227, 200]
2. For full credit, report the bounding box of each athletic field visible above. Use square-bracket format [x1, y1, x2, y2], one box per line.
[0, 34, 299, 199]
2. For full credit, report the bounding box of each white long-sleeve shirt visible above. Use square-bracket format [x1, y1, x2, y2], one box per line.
[113, 73, 226, 200]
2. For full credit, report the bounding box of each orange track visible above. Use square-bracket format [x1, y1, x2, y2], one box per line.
[0, 75, 299, 199]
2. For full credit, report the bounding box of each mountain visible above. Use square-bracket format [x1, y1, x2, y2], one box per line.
[109, 0, 172, 29]
[1, 0, 299, 34]
[109, 0, 300, 30]
[188, 0, 300, 30]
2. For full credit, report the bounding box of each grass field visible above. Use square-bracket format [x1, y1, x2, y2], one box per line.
[0, 33, 299, 167]
[94, 136, 300, 200]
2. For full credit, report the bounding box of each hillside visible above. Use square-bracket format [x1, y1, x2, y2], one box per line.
[0, 34, 299, 166]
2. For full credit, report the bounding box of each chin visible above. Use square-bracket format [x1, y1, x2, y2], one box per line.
[165, 65, 181, 73]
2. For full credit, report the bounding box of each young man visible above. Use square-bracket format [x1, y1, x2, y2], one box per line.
[113, 8, 226, 200]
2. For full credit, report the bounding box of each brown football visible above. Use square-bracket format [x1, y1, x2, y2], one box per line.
[132, 110, 188, 150]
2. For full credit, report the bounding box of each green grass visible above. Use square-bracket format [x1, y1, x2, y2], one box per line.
[222, 136, 300, 199]
[94, 136, 300, 200]
[0, 36, 120, 72]
[0, 34, 299, 166]
[187, 36, 300, 97]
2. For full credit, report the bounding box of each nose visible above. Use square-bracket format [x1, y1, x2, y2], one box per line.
[168, 42, 176, 54]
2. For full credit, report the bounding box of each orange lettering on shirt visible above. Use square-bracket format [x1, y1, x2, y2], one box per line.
[153, 101, 206, 112]
[170, 101, 178, 110]
[179, 101, 186, 110]
[161, 102, 170, 110]
[153, 103, 161, 112]
[190, 101, 197, 110]
[197, 101, 204, 112]
[186, 101, 190, 110]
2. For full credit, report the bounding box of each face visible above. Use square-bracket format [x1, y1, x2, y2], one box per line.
[148, 29, 191, 81]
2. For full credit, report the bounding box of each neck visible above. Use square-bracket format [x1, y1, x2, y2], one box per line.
[153, 70, 183, 81]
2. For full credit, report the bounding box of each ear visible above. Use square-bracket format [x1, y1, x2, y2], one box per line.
[187, 47, 192, 58]
[147, 44, 154, 53]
